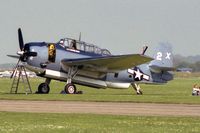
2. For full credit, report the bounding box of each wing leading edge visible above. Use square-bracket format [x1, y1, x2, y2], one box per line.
[61, 54, 153, 72]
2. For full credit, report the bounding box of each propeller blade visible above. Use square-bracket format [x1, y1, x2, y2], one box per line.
[7, 55, 20, 59]
[18, 28, 24, 51]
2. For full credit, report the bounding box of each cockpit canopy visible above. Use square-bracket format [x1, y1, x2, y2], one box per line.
[58, 38, 111, 55]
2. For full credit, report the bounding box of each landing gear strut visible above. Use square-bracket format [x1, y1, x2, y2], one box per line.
[64, 66, 78, 94]
[131, 83, 143, 95]
[37, 78, 51, 94]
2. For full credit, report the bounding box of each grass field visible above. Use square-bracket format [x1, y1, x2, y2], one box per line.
[0, 77, 200, 104]
[1, 76, 200, 132]
[0, 112, 200, 133]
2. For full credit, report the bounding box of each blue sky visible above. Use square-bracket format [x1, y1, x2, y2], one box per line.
[1, 0, 200, 63]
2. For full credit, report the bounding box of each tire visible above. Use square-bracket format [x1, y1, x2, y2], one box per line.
[38, 83, 50, 94]
[136, 90, 143, 95]
[65, 83, 76, 94]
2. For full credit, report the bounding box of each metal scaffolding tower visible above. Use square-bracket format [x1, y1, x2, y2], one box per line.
[10, 65, 32, 94]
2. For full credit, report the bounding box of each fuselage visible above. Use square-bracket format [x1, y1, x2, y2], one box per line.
[24, 42, 134, 89]
[23, 40, 173, 89]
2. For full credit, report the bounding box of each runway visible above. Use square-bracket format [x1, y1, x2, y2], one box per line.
[0, 100, 200, 116]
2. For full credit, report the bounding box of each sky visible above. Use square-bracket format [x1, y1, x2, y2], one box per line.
[0, 0, 200, 63]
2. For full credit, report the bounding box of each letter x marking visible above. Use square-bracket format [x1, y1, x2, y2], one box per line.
[166, 52, 171, 59]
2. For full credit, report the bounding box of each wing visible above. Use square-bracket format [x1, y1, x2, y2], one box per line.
[61, 54, 153, 72]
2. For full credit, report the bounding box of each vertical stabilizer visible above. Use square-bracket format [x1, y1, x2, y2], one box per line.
[149, 42, 174, 72]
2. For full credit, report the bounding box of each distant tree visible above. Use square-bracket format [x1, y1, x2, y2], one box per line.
[192, 61, 200, 72]
[176, 61, 192, 68]
[174, 55, 200, 72]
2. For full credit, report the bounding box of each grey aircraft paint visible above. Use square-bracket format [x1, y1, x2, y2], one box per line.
[9, 29, 174, 94]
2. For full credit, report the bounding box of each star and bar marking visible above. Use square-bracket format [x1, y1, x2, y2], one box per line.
[128, 67, 150, 81]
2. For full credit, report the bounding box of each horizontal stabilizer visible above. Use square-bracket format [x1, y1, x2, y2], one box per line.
[149, 65, 176, 71]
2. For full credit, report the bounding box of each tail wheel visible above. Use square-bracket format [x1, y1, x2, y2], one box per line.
[65, 83, 76, 94]
[38, 83, 50, 94]
[137, 90, 143, 95]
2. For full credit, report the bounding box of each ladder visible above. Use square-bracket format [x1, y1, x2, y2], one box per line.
[10, 65, 32, 94]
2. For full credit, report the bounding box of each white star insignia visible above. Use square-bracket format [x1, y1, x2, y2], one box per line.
[134, 69, 143, 80]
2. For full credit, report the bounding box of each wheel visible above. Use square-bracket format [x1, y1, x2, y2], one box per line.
[38, 83, 50, 94]
[64, 83, 76, 94]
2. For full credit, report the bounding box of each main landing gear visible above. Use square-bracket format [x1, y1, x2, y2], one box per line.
[36, 77, 77, 94]
[36, 67, 79, 94]
[131, 83, 143, 95]
[64, 66, 78, 94]
[37, 78, 51, 94]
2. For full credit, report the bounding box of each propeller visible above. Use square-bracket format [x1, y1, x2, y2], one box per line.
[10, 28, 24, 78]
[16, 28, 37, 59]
[9, 28, 37, 78]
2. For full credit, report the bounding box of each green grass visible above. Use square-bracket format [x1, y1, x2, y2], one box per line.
[1, 77, 200, 132]
[0, 112, 200, 133]
[0, 77, 200, 104]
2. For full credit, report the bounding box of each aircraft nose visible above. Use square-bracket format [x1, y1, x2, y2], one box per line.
[24, 44, 37, 57]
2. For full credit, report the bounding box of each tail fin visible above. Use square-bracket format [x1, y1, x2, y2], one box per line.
[149, 42, 174, 72]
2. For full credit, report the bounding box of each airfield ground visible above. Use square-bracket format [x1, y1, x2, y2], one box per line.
[0, 100, 200, 116]
[0, 74, 200, 132]
[1, 112, 200, 133]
